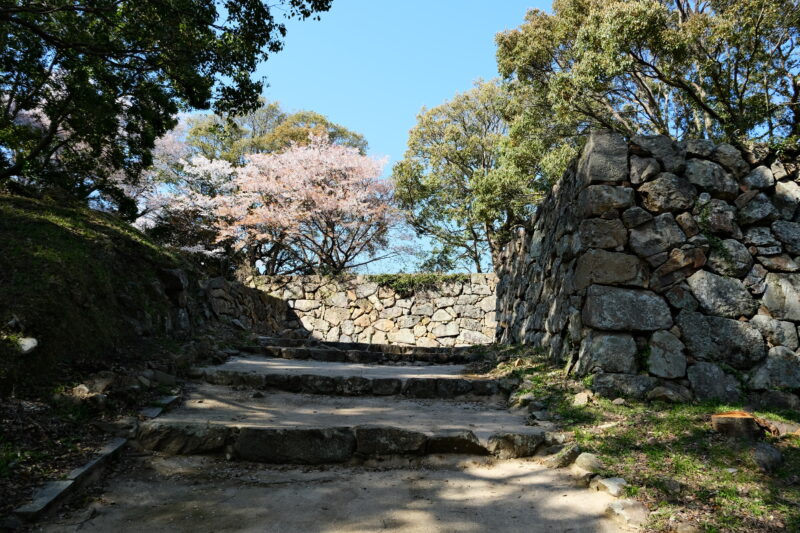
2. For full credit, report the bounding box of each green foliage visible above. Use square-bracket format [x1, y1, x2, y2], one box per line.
[0, 0, 332, 212]
[185, 104, 368, 165]
[366, 273, 471, 298]
[392, 80, 539, 272]
[497, 0, 800, 149]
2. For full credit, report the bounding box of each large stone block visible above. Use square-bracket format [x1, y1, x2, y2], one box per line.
[676, 311, 765, 369]
[578, 184, 634, 216]
[750, 314, 799, 350]
[706, 239, 752, 278]
[762, 273, 800, 321]
[628, 213, 686, 258]
[647, 330, 687, 379]
[574, 249, 648, 290]
[686, 270, 757, 318]
[772, 220, 800, 255]
[578, 218, 628, 249]
[234, 427, 355, 464]
[576, 331, 637, 375]
[592, 374, 658, 399]
[748, 346, 800, 390]
[684, 159, 738, 198]
[687, 363, 741, 402]
[577, 130, 629, 183]
[582, 285, 672, 331]
[638, 173, 697, 213]
[649, 247, 707, 292]
[631, 134, 686, 173]
[710, 143, 749, 178]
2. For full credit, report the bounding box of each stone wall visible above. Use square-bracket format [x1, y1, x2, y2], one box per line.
[254, 275, 498, 347]
[497, 130, 800, 408]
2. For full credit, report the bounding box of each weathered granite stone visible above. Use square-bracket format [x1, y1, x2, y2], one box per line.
[750, 314, 799, 350]
[622, 206, 653, 228]
[486, 432, 545, 459]
[744, 227, 780, 247]
[683, 139, 715, 158]
[646, 383, 693, 403]
[687, 362, 741, 402]
[234, 427, 355, 464]
[629, 213, 686, 257]
[743, 166, 775, 189]
[677, 311, 765, 369]
[757, 254, 799, 272]
[648, 330, 687, 378]
[578, 218, 628, 249]
[639, 173, 697, 212]
[631, 134, 686, 173]
[574, 249, 648, 289]
[711, 143, 750, 178]
[762, 273, 800, 321]
[694, 198, 740, 236]
[354, 427, 428, 456]
[684, 159, 738, 198]
[592, 374, 658, 399]
[576, 331, 637, 375]
[737, 193, 776, 225]
[629, 155, 660, 184]
[771, 220, 800, 254]
[664, 283, 699, 311]
[706, 239, 753, 278]
[686, 270, 757, 318]
[650, 247, 707, 292]
[578, 185, 635, 216]
[748, 346, 800, 390]
[577, 130, 629, 183]
[675, 212, 700, 237]
[774, 180, 800, 220]
[743, 264, 769, 294]
[582, 285, 672, 331]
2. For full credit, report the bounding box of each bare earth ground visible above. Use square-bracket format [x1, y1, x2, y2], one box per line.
[32, 453, 621, 533]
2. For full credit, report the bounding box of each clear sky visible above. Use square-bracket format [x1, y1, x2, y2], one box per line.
[254, 0, 549, 272]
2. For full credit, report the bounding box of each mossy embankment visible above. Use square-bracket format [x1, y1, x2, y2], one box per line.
[0, 194, 184, 395]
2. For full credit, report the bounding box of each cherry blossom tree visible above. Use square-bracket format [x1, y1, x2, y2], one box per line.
[215, 134, 398, 275]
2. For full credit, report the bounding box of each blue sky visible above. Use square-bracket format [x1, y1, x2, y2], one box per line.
[254, 0, 548, 272]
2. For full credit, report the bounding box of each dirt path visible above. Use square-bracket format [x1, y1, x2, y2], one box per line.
[35, 454, 620, 533]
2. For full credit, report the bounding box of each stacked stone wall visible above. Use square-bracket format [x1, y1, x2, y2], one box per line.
[254, 275, 497, 347]
[497, 130, 800, 409]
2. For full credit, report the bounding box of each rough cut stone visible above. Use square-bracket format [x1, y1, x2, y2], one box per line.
[576, 331, 637, 375]
[628, 213, 686, 258]
[582, 285, 672, 331]
[737, 193, 776, 225]
[629, 155, 660, 184]
[592, 374, 658, 399]
[646, 383, 693, 403]
[648, 330, 687, 378]
[621, 206, 653, 228]
[578, 185, 635, 216]
[771, 220, 800, 254]
[744, 227, 780, 247]
[574, 249, 648, 289]
[694, 198, 740, 236]
[677, 311, 765, 369]
[750, 315, 799, 350]
[687, 363, 741, 402]
[686, 270, 757, 318]
[665, 283, 699, 311]
[762, 273, 800, 321]
[774, 180, 800, 220]
[235, 427, 355, 464]
[638, 173, 697, 212]
[684, 159, 738, 198]
[683, 138, 715, 158]
[590, 477, 629, 497]
[387, 329, 415, 344]
[631, 134, 686, 173]
[605, 500, 649, 528]
[675, 212, 700, 237]
[743, 166, 775, 189]
[749, 346, 800, 390]
[650, 247, 707, 292]
[757, 254, 799, 272]
[578, 218, 628, 249]
[706, 239, 753, 278]
[743, 264, 769, 294]
[577, 130, 629, 183]
[486, 432, 545, 459]
[711, 143, 750, 178]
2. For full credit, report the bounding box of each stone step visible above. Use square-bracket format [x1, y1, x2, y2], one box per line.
[197, 355, 515, 401]
[238, 336, 483, 364]
[135, 384, 569, 465]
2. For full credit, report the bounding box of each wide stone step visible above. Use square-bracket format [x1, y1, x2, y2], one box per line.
[135, 384, 568, 464]
[197, 356, 514, 401]
[238, 336, 483, 364]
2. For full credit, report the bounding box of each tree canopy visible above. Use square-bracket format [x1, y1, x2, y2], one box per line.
[0, 0, 332, 217]
[392, 81, 539, 272]
[497, 0, 800, 147]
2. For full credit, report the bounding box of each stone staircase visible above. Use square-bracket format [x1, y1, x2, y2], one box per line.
[135, 336, 569, 465]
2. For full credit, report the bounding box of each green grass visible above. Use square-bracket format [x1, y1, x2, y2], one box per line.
[0, 194, 183, 395]
[492, 346, 800, 532]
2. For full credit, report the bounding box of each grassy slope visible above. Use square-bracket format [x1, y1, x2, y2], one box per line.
[488, 346, 800, 533]
[0, 194, 181, 394]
